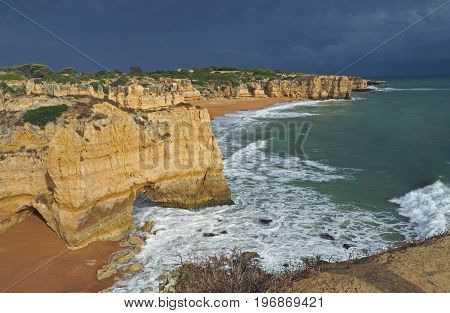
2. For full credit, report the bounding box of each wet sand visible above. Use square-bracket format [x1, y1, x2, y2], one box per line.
[0, 97, 283, 293]
[196, 97, 291, 119]
[0, 214, 119, 293]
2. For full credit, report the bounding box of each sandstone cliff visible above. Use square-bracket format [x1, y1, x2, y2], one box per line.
[22, 74, 363, 106]
[0, 97, 231, 249]
[0, 72, 366, 248]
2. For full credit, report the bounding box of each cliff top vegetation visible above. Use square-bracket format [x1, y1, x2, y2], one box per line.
[0, 64, 303, 88]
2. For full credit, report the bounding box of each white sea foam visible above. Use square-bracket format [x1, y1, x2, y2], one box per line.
[110, 96, 415, 293]
[217, 99, 348, 121]
[390, 181, 450, 239]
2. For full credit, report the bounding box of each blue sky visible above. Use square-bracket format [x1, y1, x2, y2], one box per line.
[1, 0, 449, 77]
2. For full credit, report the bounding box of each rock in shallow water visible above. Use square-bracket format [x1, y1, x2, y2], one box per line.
[121, 262, 143, 273]
[319, 233, 335, 241]
[97, 266, 117, 280]
[128, 235, 145, 246]
[141, 220, 155, 233]
[343, 243, 355, 250]
[111, 249, 136, 265]
[259, 218, 273, 225]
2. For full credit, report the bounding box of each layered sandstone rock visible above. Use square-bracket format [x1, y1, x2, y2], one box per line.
[0, 99, 231, 249]
[350, 77, 369, 91]
[26, 80, 105, 99]
[265, 75, 353, 99]
[24, 74, 364, 106]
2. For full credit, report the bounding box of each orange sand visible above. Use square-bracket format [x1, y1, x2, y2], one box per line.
[196, 97, 291, 119]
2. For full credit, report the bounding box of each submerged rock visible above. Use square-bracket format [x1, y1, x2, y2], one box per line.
[320, 233, 335, 241]
[343, 243, 355, 250]
[259, 218, 273, 225]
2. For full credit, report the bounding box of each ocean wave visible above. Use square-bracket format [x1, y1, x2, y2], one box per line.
[224, 139, 350, 183]
[217, 99, 350, 122]
[390, 181, 450, 239]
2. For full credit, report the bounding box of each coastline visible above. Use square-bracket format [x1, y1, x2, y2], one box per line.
[1, 96, 446, 293]
[0, 97, 285, 293]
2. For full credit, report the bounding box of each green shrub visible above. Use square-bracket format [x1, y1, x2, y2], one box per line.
[129, 66, 143, 75]
[0, 73, 24, 81]
[59, 67, 77, 75]
[89, 81, 107, 93]
[23, 104, 68, 126]
[5, 64, 53, 78]
[110, 76, 129, 87]
[252, 69, 274, 76]
[41, 73, 80, 84]
[0, 82, 17, 94]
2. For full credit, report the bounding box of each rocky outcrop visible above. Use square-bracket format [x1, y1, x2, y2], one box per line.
[24, 74, 364, 106]
[265, 75, 353, 99]
[350, 77, 370, 91]
[0, 99, 231, 249]
[368, 80, 387, 86]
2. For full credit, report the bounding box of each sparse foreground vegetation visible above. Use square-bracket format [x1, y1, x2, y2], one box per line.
[161, 233, 449, 293]
[160, 249, 312, 293]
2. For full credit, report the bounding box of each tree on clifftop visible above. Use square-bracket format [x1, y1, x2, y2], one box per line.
[59, 67, 77, 75]
[129, 66, 143, 75]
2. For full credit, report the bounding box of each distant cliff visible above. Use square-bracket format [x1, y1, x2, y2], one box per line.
[19, 74, 364, 110]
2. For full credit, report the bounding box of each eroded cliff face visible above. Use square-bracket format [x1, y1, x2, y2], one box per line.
[0, 98, 231, 248]
[23, 74, 363, 106]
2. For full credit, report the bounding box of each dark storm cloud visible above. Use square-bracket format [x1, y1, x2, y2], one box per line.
[0, 0, 449, 76]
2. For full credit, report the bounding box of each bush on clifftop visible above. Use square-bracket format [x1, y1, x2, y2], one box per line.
[0, 73, 24, 81]
[0, 82, 17, 95]
[2, 64, 53, 78]
[59, 67, 77, 75]
[23, 104, 68, 126]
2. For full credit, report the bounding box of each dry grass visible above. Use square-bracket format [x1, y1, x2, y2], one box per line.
[163, 233, 449, 293]
[163, 249, 320, 293]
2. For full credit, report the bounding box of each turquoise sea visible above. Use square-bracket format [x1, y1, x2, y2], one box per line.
[113, 77, 450, 292]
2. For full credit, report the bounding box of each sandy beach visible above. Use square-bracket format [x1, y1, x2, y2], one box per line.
[196, 97, 290, 119]
[0, 97, 284, 293]
[0, 214, 119, 292]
